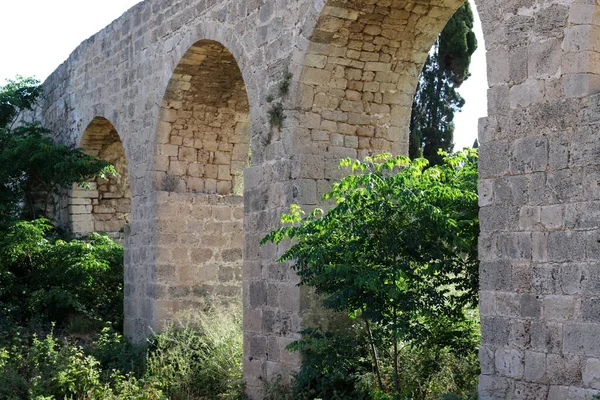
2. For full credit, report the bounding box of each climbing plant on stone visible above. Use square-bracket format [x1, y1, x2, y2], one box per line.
[409, 2, 478, 165]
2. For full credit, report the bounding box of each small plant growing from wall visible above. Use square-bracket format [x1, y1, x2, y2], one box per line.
[277, 71, 293, 97]
[265, 70, 293, 140]
[267, 102, 285, 130]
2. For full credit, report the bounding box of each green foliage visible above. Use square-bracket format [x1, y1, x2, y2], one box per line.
[263, 150, 479, 395]
[390, 343, 479, 400]
[287, 325, 373, 400]
[277, 71, 293, 97]
[409, 2, 478, 165]
[263, 374, 293, 400]
[0, 328, 164, 400]
[0, 77, 116, 227]
[0, 76, 42, 128]
[89, 326, 146, 379]
[267, 102, 285, 130]
[0, 219, 124, 329]
[0, 304, 244, 400]
[286, 317, 479, 400]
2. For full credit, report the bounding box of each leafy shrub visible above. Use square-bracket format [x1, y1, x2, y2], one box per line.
[0, 328, 164, 400]
[288, 326, 373, 400]
[287, 319, 479, 400]
[0, 219, 124, 329]
[0, 77, 116, 228]
[0, 303, 244, 400]
[264, 151, 480, 397]
[88, 325, 146, 380]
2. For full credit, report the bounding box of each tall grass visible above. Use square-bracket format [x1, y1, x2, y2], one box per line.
[145, 302, 245, 399]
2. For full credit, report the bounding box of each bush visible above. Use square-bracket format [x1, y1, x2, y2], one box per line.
[263, 151, 480, 398]
[0, 303, 244, 400]
[287, 320, 479, 400]
[0, 327, 164, 400]
[0, 219, 124, 330]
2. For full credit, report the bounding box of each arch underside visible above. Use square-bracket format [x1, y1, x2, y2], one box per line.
[151, 40, 250, 325]
[295, 0, 464, 160]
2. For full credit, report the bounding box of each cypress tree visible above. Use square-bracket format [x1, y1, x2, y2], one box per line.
[409, 2, 478, 165]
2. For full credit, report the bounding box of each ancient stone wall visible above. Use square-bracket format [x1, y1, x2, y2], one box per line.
[476, 1, 600, 398]
[149, 191, 243, 322]
[38, 0, 600, 398]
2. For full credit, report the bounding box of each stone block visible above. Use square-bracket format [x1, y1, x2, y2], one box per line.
[524, 351, 547, 383]
[531, 321, 562, 354]
[583, 358, 600, 389]
[569, 4, 600, 25]
[495, 348, 524, 379]
[564, 74, 600, 98]
[544, 295, 579, 322]
[582, 298, 600, 323]
[482, 316, 511, 347]
[546, 354, 582, 386]
[564, 323, 600, 357]
[293, 179, 318, 205]
[478, 375, 514, 400]
[479, 140, 511, 178]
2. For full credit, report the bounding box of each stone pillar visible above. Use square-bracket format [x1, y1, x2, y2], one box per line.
[477, 1, 600, 397]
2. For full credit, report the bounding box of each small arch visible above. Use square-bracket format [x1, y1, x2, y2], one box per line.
[69, 117, 131, 238]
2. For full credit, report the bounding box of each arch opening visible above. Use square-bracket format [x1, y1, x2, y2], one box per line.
[151, 40, 250, 325]
[293, 0, 465, 163]
[276, 0, 486, 395]
[70, 117, 131, 239]
[154, 39, 250, 195]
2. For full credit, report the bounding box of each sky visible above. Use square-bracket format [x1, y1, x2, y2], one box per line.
[454, 2, 488, 150]
[0, 0, 486, 150]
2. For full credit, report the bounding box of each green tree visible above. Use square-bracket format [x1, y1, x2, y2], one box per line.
[0, 77, 123, 329]
[262, 151, 479, 396]
[410, 3, 478, 165]
[0, 77, 116, 228]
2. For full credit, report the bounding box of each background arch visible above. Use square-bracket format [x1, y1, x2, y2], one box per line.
[290, 0, 465, 161]
[69, 116, 131, 238]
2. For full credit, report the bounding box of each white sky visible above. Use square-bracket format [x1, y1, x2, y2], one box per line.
[0, 0, 486, 151]
[454, 2, 488, 150]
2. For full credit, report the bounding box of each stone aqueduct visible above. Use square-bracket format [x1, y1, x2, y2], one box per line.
[36, 0, 600, 397]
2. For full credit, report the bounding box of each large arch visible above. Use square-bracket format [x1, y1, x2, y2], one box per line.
[290, 0, 464, 162]
[149, 39, 250, 327]
[69, 117, 131, 238]
[256, 0, 475, 393]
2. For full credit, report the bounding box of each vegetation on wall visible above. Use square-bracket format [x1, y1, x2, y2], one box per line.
[0, 77, 116, 228]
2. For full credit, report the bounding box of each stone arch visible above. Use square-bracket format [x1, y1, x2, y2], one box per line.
[150, 39, 250, 326]
[153, 39, 250, 195]
[291, 0, 465, 162]
[69, 116, 131, 238]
